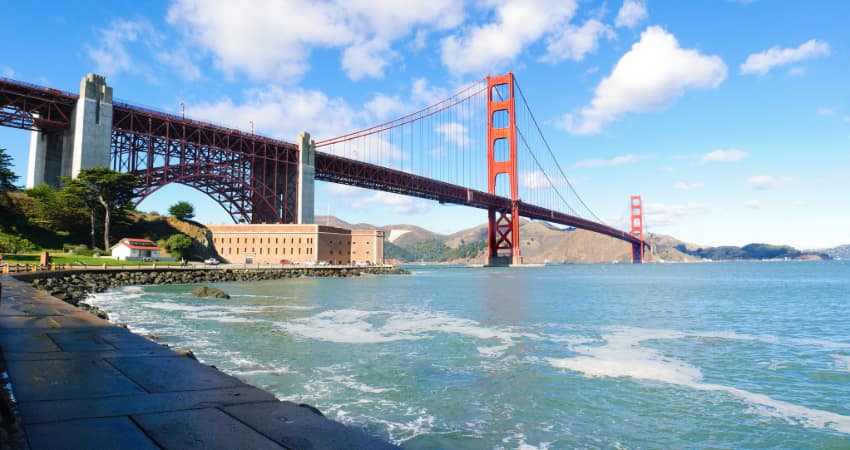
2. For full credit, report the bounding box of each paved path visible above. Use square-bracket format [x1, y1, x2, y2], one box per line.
[0, 276, 399, 449]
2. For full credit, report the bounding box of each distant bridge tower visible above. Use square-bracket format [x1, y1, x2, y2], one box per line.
[486, 73, 521, 266]
[630, 195, 644, 263]
[27, 73, 112, 187]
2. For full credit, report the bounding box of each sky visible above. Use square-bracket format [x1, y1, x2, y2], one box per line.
[1, 0, 848, 249]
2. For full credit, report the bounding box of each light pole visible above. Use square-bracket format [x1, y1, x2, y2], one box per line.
[180, 101, 185, 121]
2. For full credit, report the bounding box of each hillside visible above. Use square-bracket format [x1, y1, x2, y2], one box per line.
[362, 216, 700, 264]
[318, 215, 827, 264]
[820, 244, 850, 260]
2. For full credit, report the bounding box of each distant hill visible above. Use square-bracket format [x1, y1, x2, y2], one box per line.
[316, 215, 828, 264]
[820, 244, 850, 260]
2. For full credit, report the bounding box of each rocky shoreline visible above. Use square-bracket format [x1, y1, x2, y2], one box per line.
[14, 266, 409, 320]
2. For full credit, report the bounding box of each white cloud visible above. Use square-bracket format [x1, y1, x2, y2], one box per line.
[557, 26, 727, 135]
[440, 0, 578, 75]
[364, 93, 408, 121]
[615, 0, 648, 29]
[168, 0, 465, 82]
[816, 107, 835, 116]
[744, 199, 763, 209]
[741, 39, 830, 76]
[520, 170, 560, 189]
[748, 175, 793, 190]
[87, 19, 161, 79]
[342, 38, 393, 81]
[541, 19, 615, 63]
[844, 116, 850, 124]
[1, 66, 14, 78]
[673, 181, 704, 191]
[643, 202, 711, 226]
[436, 122, 470, 147]
[88, 19, 201, 82]
[571, 154, 650, 169]
[701, 148, 748, 163]
[190, 85, 362, 141]
[353, 191, 430, 214]
[412, 78, 449, 105]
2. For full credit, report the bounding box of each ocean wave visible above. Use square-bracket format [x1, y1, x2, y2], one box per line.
[548, 327, 850, 434]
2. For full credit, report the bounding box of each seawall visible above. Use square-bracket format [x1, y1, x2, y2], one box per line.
[0, 269, 404, 449]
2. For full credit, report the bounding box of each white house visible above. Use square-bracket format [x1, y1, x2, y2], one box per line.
[111, 238, 161, 261]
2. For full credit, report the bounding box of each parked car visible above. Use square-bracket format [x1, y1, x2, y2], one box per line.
[318, 260, 330, 266]
[204, 258, 219, 265]
[354, 261, 369, 267]
[280, 259, 291, 265]
[304, 261, 316, 266]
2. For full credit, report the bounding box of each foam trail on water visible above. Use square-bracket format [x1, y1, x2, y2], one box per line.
[548, 327, 850, 434]
[280, 308, 520, 356]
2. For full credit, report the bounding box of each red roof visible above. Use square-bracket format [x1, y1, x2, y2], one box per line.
[119, 238, 161, 251]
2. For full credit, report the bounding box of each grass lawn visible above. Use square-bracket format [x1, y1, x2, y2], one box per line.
[1, 252, 183, 267]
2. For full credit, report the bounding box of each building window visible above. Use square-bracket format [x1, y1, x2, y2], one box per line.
[275, 248, 278, 254]
[291, 248, 294, 254]
[236, 238, 240, 244]
[276, 237, 279, 244]
[298, 248, 301, 254]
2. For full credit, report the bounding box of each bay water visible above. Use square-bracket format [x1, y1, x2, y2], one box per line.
[87, 261, 850, 448]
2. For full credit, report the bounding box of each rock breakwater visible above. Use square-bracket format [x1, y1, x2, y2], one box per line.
[16, 267, 409, 316]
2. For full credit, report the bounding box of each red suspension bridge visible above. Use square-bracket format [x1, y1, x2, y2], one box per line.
[0, 72, 649, 264]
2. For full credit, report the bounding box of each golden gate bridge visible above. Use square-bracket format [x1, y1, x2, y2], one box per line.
[0, 72, 649, 264]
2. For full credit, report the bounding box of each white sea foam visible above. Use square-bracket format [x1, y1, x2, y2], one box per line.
[280, 308, 520, 356]
[327, 375, 395, 394]
[548, 327, 850, 434]
[832, 354, 850, 372]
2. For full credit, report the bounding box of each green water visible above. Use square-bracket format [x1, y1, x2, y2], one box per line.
[88, 261, 850, 448]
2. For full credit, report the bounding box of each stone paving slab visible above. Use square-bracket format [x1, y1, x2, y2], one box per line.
[224, 401, 401, 450]
[18, 386, 276, 424]
[26, 416, 160, 450]
[133, 407, 284, 449]
[6, 357, 147, 402]
[0, 275, 402, 449]
[108, 355, 244, 392]
[1, 346, 179, 362]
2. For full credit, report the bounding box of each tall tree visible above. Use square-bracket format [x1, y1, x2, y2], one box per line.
[0, 147, 20, 193]
[62, 168, 139, 251]
[168, 201, 195, 220]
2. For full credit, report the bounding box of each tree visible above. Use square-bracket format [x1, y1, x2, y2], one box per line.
[62, 168, 139, 251]
[0, 147, 20, 193]
[168, 201, 195, 220]
[165, 234, 193, 260]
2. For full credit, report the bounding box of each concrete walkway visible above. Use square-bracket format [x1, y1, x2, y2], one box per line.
[0, 276, 399, 449]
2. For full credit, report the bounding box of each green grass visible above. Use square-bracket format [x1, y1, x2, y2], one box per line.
[1, 252, 182, 266]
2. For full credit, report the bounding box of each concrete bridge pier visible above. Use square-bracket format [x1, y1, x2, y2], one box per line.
[296, 131, 315, 224]
[26, 73, 112, 188]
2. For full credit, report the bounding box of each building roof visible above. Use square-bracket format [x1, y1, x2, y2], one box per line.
[114, 238, 161, 251]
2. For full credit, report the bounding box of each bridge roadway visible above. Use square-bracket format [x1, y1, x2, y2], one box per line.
[0, 275, 399, 449]
[0, 76, 648, 251]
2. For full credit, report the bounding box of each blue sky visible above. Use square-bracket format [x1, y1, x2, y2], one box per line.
[1, 0, 848, 249]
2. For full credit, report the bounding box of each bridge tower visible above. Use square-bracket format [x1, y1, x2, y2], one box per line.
[630, 195, 644, 263]
[26, 73, 112, 188]
[486, 73, 521, 266]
